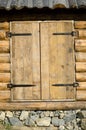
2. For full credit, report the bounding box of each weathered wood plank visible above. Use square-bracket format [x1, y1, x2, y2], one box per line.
[0, 63, 10, 72]
[0, 54, 10, 63]
[0, 73, 10, 82]
[77, 82, 86, 90]
[0, 22, 9, 30]
[76, 73, 86, 82]
[75, 21, 86, 29]
[0, 40, 9, 53]
[75, 39, 86, 52]
[78, 30, 86, 38]
[76, 62, 86, 72]
[76, 52, 86, 62]
[0, 83, 9, 90]
[0, 31, 7, 40]
[77, 90, 86, 100]
[0, 101, 86, 110]
[0, 91, 10, 101]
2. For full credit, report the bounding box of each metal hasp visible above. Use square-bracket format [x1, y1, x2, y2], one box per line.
[52, 82, 79, 87]
[53, 31, 78, 36]
[7, 84, 36, 88]
[6, 32, 32, 37]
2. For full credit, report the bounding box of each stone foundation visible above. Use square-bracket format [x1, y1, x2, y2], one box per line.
[0, 110, 86, 130]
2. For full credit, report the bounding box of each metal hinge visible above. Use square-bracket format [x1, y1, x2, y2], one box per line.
[52, 82, 79, 87]
[53, 31, 78, 36]
[6, 32, 32, 37]
[7, 84, 36, 88]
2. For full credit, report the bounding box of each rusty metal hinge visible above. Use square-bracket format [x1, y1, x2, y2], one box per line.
[52, 82, 79, 87]
[6, 32, 32, 37]
[53, 31, 78, 36]
[7, 84, 36, 88]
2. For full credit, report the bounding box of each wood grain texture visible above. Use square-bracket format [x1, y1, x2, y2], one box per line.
[77, 90, 86, 100]
[0, 63, 10, 72]
[75, 21, 86, 29]
[0, 73, 10, 82]
[76, 62, 86, 72]
[77, 82, 86, 90]
[0, 40, 9, 53]
[78, 30, 86, 38]
[76, 73, 86, 82]
[75, 39, 86, 52]
[76, 52, 86, 62]
[0, 22, 9, 30]
[0, 54, 10, 63]
[0, 91, 10, 101]
[0, 83, 9, 90]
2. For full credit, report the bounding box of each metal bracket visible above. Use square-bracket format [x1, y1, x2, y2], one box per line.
[52, 82, 79, 87]
[53, 31, 78, 36]
[7, 84, 36, 88]
[6, 32, 32, 37]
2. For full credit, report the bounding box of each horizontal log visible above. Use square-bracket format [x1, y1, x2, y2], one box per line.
[0, 41, 9, 53]
[76, 73, 86, 82]
[0, 73, 10, 82]
[75, 21, 86, 29]
[76, 52, 86, 62]
[0, 63, 10, 72]
[0, 101, 86, 110]
[78, 30, 86, 38]
[0, 54, 10, 63]
[0, 91, 10, 101]
[0, 22, 9, 30]
[77, 82, 86, 90]
[75, 39, 86, 52]
[0, 31, 8, 40]
[77, 90, 86, 100]
[76, 62, 86, 72]
[0, 83, 9, 90]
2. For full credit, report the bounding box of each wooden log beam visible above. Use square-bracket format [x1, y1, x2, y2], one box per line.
[75, 21, 86, 29]
[76, 52, 86, 62]
[77, 90, 86, 100]
[0, 91, 10, 101]
[77, 82, 86, 90]
[0, 31, 8, 40]
[76, 62, 86, 72]
[78, 30, 86, 38]
[0, 83, 9, 90]
[0, 22, 9, 30]
[0, 101, 85, 110]
[75, 39, 86, 52]
[0, 54, 10, 63]
[0, 73, 10, 82]
[0, 41, 9, 53]
[0, 63, 10, 72]
[76, 73, 86, 82]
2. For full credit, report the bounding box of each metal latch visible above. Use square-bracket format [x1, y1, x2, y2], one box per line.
[6, 32, 32, 37]
[52, 82, 79, 87]
[7, 84, 36, 88]
[53, 31, 78, 36]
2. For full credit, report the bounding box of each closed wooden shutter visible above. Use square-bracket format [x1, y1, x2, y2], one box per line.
[10, 22, 40, 101]
[41, 21, 75, 100]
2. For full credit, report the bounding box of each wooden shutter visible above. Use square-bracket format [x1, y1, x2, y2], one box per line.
[10, 22, 40, 101]
[41, 21, 75, 100]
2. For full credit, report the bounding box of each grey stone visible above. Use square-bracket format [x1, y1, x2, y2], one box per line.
[0, 112, 5, 121]
[59, 125, 65, 130]
[44, 111, 50, 117]
[6, 111, 13, 118]
[82, 110, 86, 118]
[76, 111, 84, 119]
[4, 117, 10, 125]
[20, 111, 28, 121]
[54, 111, 59, 117]
[81, 119, 86, 130]
[36, 117, 51, 126]
[52, 117, 65, 127]
[30, 114, 39, 121]
[50, 112, 54, 117]
[25, 118, 35, 126]
[59, 113, 65, 119]
[63, 113, 76, 122]
[8, 117, 23, 126]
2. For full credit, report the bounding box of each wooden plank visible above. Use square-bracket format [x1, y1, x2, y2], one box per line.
[0, 73, 10, 82]
[76, 62, 86, 72]
[0, 83, 9, 90]
[76, 52, 86, 62]
[0, 22, 9, 30]
[0, 101, 86, 110]
[10, 22, 40, 101]
[75, 39, 86, 52]
[0, 40, 9, 53]
[77, 90, 86, 100]
[0, 91, 10, 101]
[0, 63, 10, 72]
[76, 73, 86, 82]
[0, 31, 7, 40]
[75, 21, 86, 29]
[77, 82, 86, 90]
[78, 30, 86, 38]
[0, 54, 10, 63]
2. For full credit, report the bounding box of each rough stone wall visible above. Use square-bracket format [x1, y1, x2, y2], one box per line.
[0, 110, 86, 130]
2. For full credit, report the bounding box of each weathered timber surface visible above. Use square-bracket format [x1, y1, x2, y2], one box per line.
[0, 91, 10, 101]
[0, 22, 9, 30]
[0, 101, 85, 110]
[78, 30, 86, 38]
[76, 62, 86, 72]
[76, 52, 86, 62]
[0, 40, 9, 53]
[76, 73, 86, 82]
[75, 39, 86, 52]
[0, 63, 10, 72]
[0, 54, 10, 63]
[0, 31, 7, 40]
[77, 90, 86, 100]
[75, 21, 86, 29]
[77, 82, 86, 90]
[0, 83, 9, 90]
[0, 73, 10, 82]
